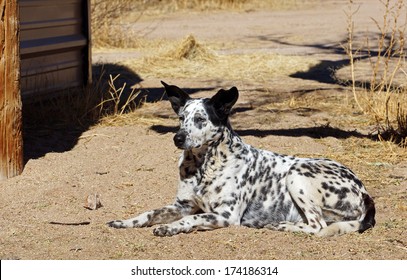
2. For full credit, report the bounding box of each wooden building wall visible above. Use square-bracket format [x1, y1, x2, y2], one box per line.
[1, 0, 91, 180]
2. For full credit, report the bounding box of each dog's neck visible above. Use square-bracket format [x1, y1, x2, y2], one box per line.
[179, 125, 243, 179]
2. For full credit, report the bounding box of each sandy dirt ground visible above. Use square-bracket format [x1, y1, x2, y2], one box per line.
[1, 0, 406, 260]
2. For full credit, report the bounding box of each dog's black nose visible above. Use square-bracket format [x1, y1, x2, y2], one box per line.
[173, 132, 186, 148]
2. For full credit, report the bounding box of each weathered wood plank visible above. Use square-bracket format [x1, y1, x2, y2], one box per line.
[0, 0, 23, 180]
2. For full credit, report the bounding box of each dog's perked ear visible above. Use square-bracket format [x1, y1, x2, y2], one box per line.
[209, 86, 239, 119]
[161, 81, 191, 114]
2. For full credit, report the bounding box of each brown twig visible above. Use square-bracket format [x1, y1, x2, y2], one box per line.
[49, 221, 91, 226]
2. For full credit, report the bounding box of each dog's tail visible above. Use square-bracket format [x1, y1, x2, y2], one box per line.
[358, 193, 376, 233]
[316, 193, 376, 237]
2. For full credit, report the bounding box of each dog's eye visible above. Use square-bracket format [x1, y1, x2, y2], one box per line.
[195, 116, 206, 123]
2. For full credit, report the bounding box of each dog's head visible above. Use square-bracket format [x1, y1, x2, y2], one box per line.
[161, 81, 239, 150]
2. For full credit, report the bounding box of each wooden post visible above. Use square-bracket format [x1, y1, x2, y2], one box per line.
[0, 0, 23, 180]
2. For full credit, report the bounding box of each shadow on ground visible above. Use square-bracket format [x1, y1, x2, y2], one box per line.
[150, 123, 372, 140]
[22, 63, 214, 162]
[92, 64, 216, 103]
[253, 33, 394, 87]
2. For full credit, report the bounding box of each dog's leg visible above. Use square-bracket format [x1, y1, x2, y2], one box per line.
[315, 220, 361, 237]
[153, 212, 233, 236]
[264, 205, 326, 234]
[107, 200, 197, 229]
[265, 173, 327, 234]
[265, 218, 325, 234]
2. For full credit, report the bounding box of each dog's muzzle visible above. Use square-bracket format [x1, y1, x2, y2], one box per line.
[173, 131, 187, 149]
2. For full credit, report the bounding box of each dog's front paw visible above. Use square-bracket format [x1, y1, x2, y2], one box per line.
[264, 221, 294, 231]
[107, 220, 128, 229]
[264, 222, 281, 231]
[153, 225, 179, 237]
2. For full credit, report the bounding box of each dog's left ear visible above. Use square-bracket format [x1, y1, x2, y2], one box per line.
[210, 86, 239, 118]
[161, 81, 191, 114]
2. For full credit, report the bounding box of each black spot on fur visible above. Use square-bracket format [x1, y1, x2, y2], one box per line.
[202, 214, 216, 223]
[335, 200, 352, 211]
[222, 211, 231, 219]
[303, 172, 315, 178]
[337, 187, 350, 199]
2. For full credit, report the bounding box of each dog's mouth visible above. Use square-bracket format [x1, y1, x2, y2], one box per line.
[173, 132, 204, 150]
[174, 142, 186, 149]
[173, 132, 187, 149]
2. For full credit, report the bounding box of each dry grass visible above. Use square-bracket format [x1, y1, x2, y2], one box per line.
[23, 70, 142, 129]
[90, 0, 134, 48]
[99, 103, 167, 127]
[163, 35, 215, 61]
[123, 35, 318, 82]
[344, 0, 407, 146]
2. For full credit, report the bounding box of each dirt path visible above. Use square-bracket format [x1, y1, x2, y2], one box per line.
[1, 0, 406, 260]
[94, 1, 381, 62]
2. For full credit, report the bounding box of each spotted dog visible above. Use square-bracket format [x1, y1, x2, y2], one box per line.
[108, 81, 376, 237]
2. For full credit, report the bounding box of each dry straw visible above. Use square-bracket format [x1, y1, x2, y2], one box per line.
[164, 35, 215, 61]
[344, 0, 407, 146]
[125, 35, 318, 82]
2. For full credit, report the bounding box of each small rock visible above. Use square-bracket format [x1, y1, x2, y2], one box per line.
[84, 194, 103, 210]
